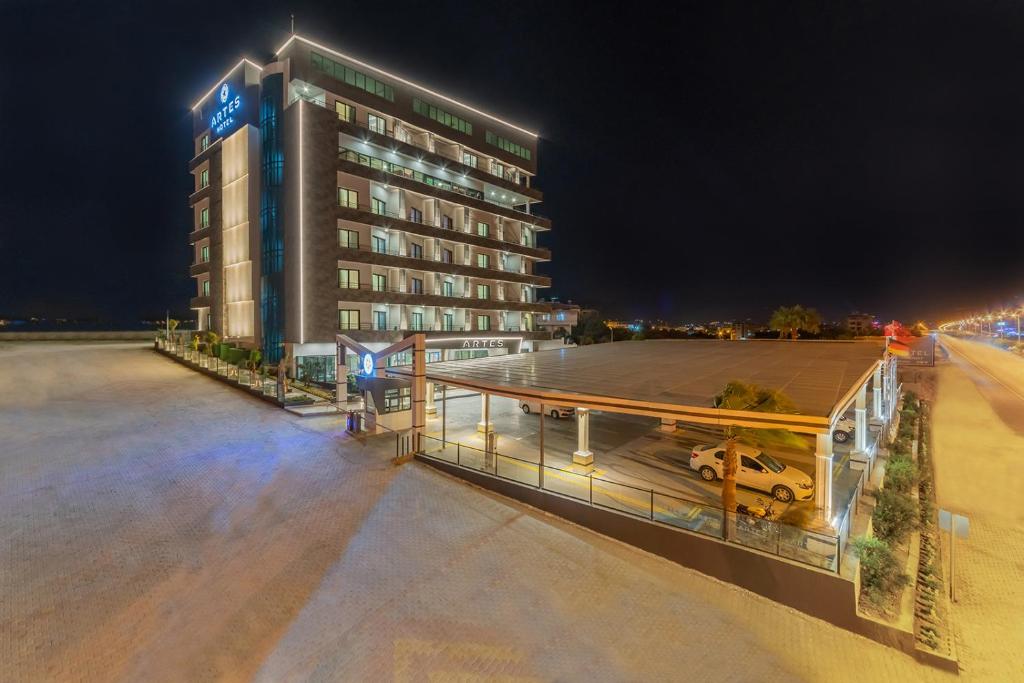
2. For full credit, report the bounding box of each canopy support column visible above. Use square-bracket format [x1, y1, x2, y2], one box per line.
[572, 407, 594, 468]
[815, 431, 834, 523]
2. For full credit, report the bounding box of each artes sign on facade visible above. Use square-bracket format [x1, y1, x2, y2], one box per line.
[211, 83, 242, 136]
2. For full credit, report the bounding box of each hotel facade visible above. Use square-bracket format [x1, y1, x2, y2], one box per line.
[188, 35, 554, 381]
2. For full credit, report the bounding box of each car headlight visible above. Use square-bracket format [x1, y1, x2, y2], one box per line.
[798, 482, 814, 490]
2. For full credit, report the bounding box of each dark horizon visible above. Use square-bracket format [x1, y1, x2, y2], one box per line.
[3, 1, 1024, 326]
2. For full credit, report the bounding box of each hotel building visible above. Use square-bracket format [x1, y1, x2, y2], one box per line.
[188, 35, 554, 381]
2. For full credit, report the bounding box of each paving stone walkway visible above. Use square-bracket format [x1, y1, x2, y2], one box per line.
[0, 342, 953, 681]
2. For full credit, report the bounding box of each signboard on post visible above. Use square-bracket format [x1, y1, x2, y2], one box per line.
[939, 508, 969, 602]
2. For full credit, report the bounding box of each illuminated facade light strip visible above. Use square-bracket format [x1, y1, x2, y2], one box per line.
[299, 100, 305, 344]
[276, 35, 538, 139]
[191, 58, 264, 111]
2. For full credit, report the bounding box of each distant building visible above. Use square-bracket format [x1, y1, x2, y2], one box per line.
[846, 313, 875, 335]
[536, 301, 587, 336]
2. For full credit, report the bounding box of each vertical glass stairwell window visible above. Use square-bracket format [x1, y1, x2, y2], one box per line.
[199, 207, 209, 229]
[199, 169, 209, 189]
[339, 188, 359, 210]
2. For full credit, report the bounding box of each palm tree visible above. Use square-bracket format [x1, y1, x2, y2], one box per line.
[245, 348, 263, 387]
[769, 305, 822, 340]
[713, 381, 809, 535]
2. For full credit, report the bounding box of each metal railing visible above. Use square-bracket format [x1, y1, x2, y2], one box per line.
[336, 111, 530, 188]
[337, 241, 543, 279]
[336, 280, 533, 306]
[338, 198, 543, 251]
[418, 435, 842, 573]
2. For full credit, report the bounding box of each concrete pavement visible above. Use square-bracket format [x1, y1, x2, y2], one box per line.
[932, 335, 1024, 681]
[1, 341, 951, 681]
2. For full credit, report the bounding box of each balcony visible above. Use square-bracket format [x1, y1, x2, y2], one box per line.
[337, 243, 551, 287]
[337, 201, 551, 261]
[190, 295, 211, 309]
[337, 117, 542, 201]
[338, 148, 551, 230]
[188, 184, 212, 205]
[189, 261, 211, 276]
[336, 282, 551, 313]
[188, 225, 212, 243]
[337, 326, 552, 345]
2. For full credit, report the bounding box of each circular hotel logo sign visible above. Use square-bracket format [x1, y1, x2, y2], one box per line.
[220, 83, 230, 103]
[362, 353, 374, 376]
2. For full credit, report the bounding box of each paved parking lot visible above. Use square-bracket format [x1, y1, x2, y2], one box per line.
[0, 342, 949, 681]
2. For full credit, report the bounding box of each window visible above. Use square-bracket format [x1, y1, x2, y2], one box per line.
[410, 243, 423, 259]
[486, 130, 532, 160]
[410, 277, 423, 294]
[335, 101, 355, 122]
[296, 355, 337, 384]
[741, 456, 766, 473]
[383, 386, 411, 413]
[338, 229, 359, 249]
[412, 98, 473, 135]
[476, 315, 491, 331]
[338, 309, 360, 330]
[372, 236, 387, 254]
[476, 284, 490, 299]
[199, 207, 209, 229]
[443, 313, 454, 331]
[200, 245, 209, 262]
[476, 222, 489, 237]
[206, 313, 212, 329]
[374, 310, 387, 330]
[442, 248, 453, 263]
[338, 269, 359, 289]
[368, 114, 387, 135]
[462, 151, 478, 168]
[311, 51, 395, 101]
[493, 162, 504, 179]
[200, 169, 209, 189]
[442, 280, 454, 297]
[339, 188, 359, 210]
[200, 134, 210, 151]
[408, 207, 422, 223]
[202, 280, 210, 296]
[410, 312, 423, 330]
[372, 198, 387, 216]
[441, 214, 453, 229]
[476, 253, 490, 269]
[372, 273, 387, 292]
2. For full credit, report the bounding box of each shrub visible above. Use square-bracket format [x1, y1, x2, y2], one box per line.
[873, 488, 917, 544]
[219, 344, 235, 361]
[853, 536, 909, 606]
[885, 456, 917, 494]
[225, 347, 247, 365]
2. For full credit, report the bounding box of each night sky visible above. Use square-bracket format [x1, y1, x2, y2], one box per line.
[3, 0, 1024, 325]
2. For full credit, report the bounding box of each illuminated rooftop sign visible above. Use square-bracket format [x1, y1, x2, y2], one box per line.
[210, 82, 242, 137]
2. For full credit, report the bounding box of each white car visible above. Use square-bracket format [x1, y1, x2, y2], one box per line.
[833, 415, 855, 443]
[519, 400, 575, 419]
[689, 443, 814, 503]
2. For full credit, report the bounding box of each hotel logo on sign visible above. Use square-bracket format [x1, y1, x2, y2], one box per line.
[210, 83, 242, 136]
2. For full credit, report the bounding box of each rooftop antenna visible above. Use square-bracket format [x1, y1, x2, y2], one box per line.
[290, 14, 295, 34]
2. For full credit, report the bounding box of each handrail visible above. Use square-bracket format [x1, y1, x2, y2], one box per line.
[338, 199, 545, 252]
[337, 241, 545, 280]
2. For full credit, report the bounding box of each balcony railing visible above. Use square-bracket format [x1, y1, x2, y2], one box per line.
[337, 198, 542, 252]
[337, 241, 544, 282]
[336, 112, 530, 189]
[338, 322, 535, 333]
[337, 281, 539, 306]
[338, 147, 547, 226]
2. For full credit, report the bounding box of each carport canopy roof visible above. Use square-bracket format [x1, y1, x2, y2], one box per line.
[390, 339, 886, 433]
